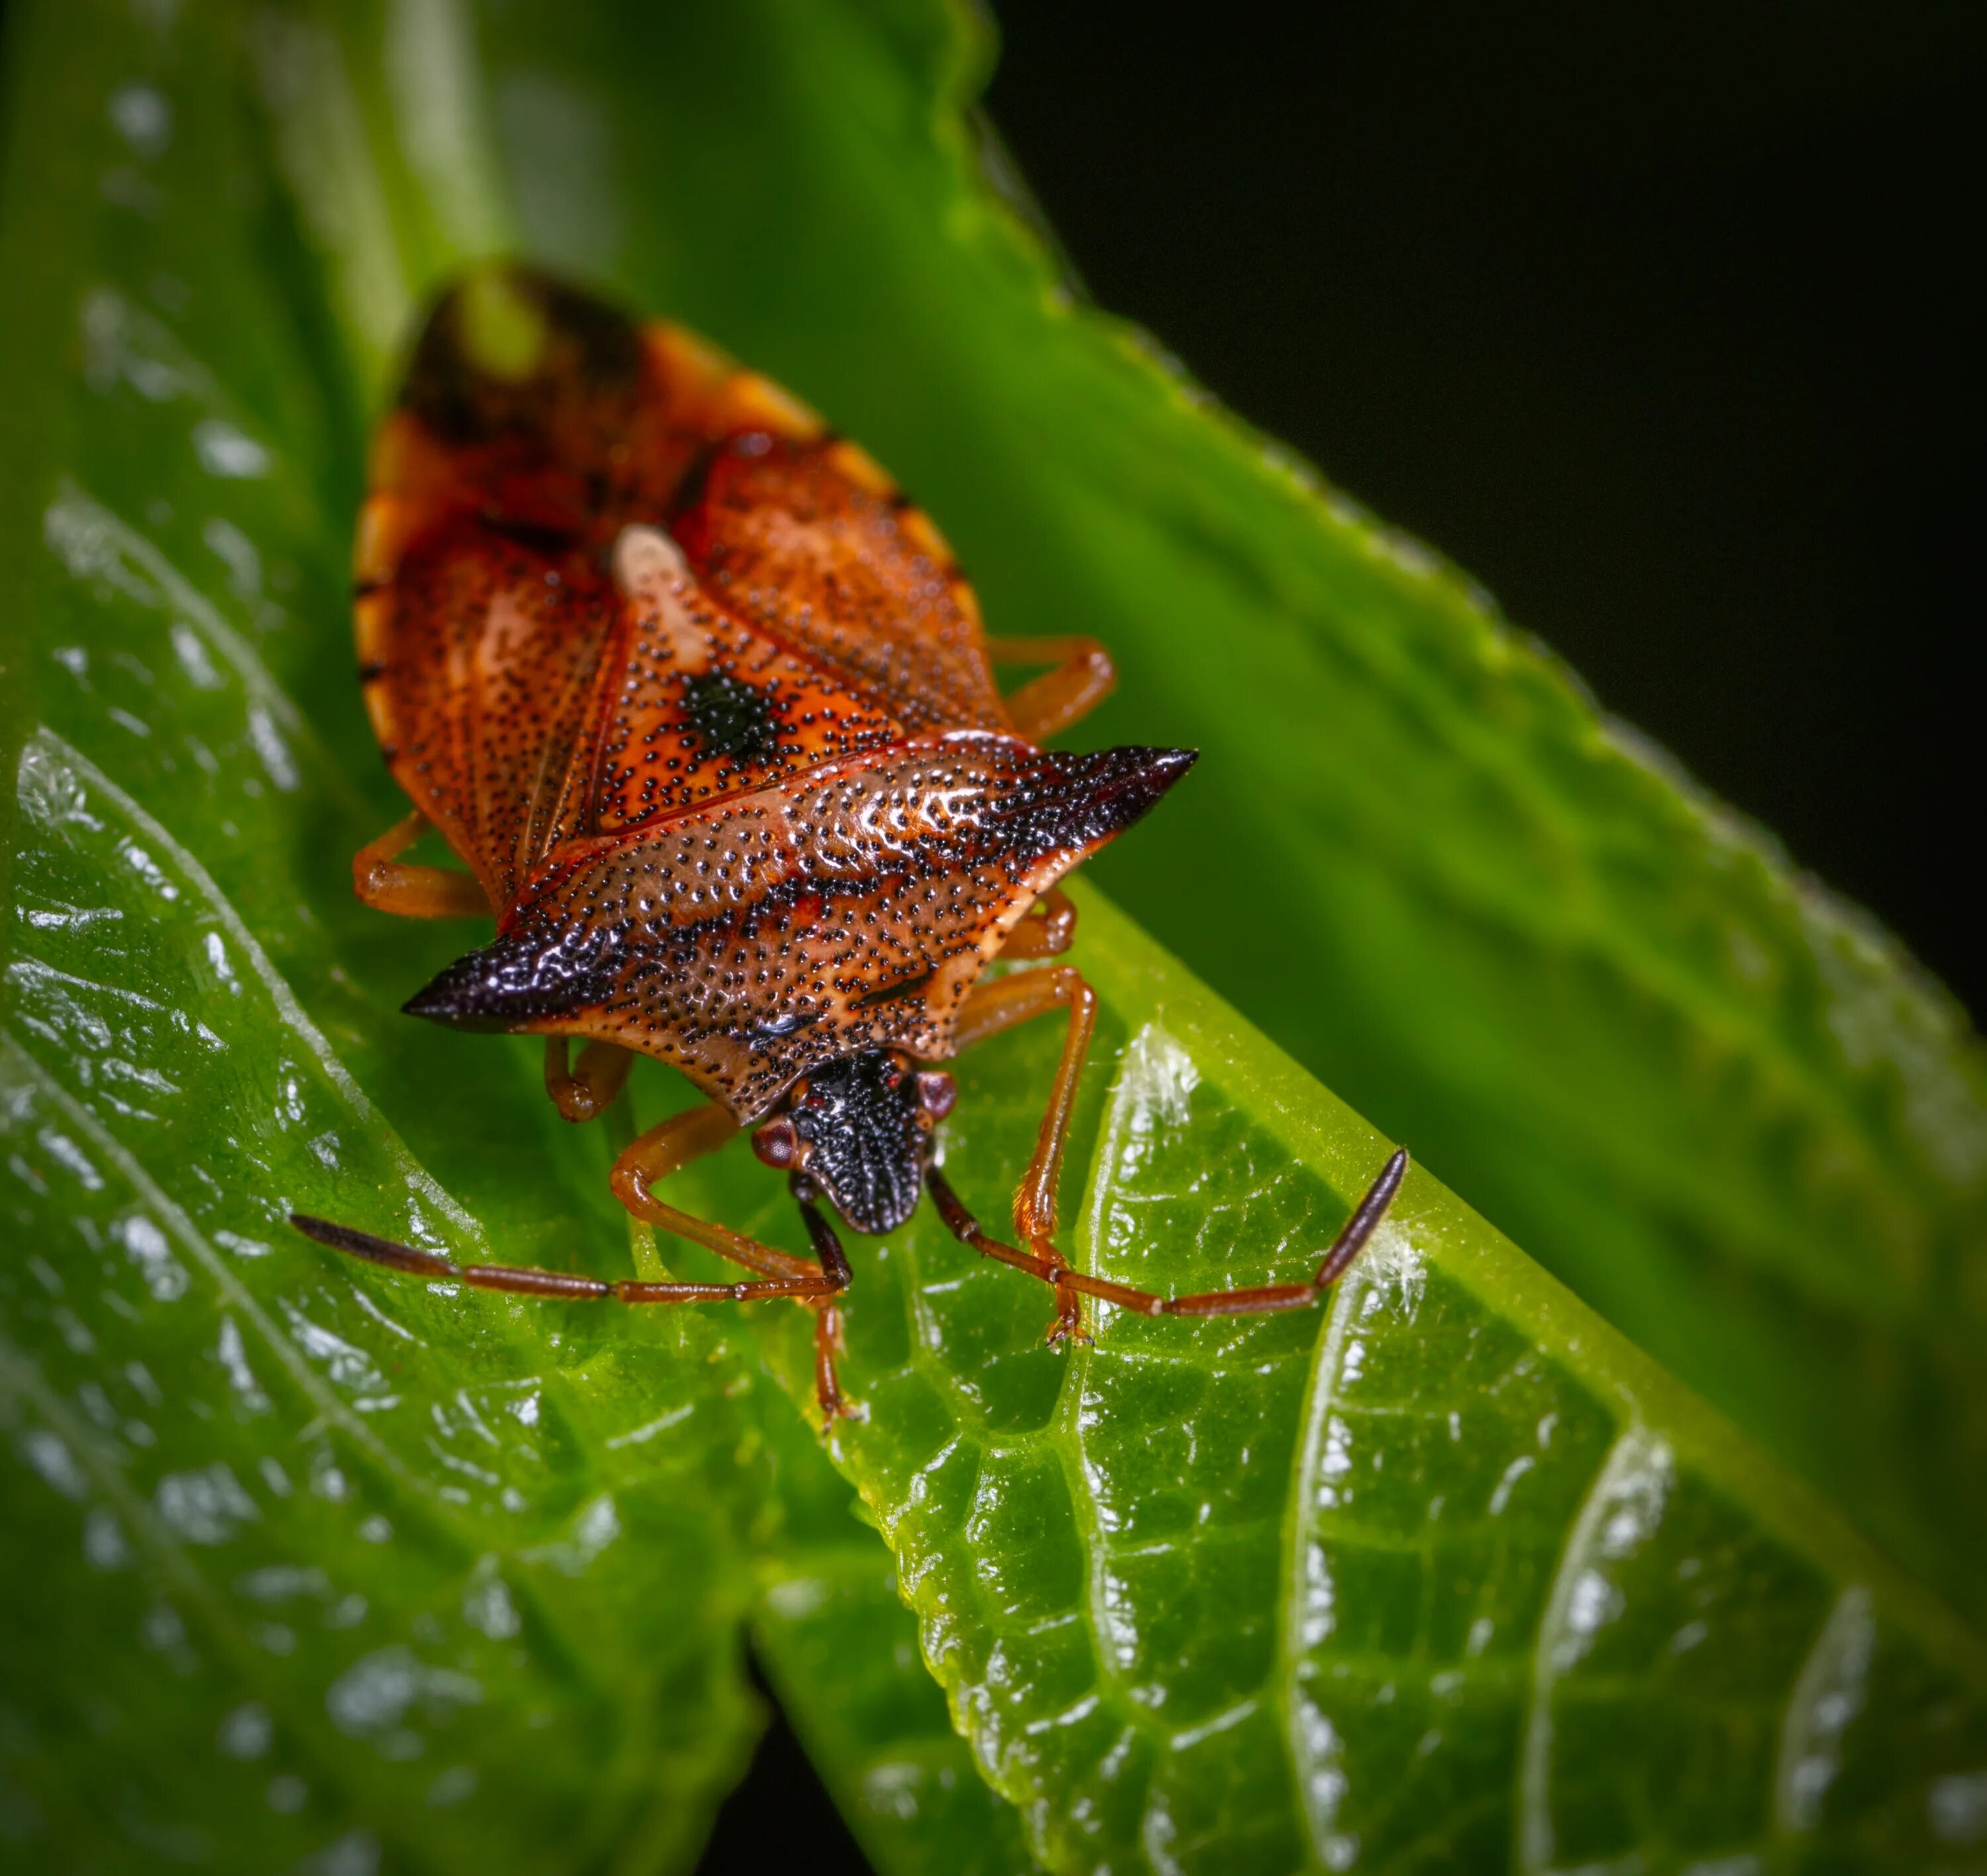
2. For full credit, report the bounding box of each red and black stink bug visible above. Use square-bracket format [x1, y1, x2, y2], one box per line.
[293, 266, 1406, 1422]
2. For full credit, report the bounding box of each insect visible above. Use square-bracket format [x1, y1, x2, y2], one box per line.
[291, 266, 1407, 1423]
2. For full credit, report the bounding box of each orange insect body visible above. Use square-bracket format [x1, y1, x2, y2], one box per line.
[297, 268, 1404, 1422]
[356, 273, 1176, 1144]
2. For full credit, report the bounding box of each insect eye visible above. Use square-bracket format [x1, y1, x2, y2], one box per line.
[915, 1071, 958, 1120]
[752, 1118, 800, 1169]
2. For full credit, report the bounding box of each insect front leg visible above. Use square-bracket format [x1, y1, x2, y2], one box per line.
[290, 1101, 858, 1425]
[795, 1191, 860, 1426]
[952, 964, 1099, 1343]
[352, 809, 489, 919]
[928, 1149, 1409, 1332]
[289, 1211, 835, 1311]
[608, 1103, 813, 1280]
[611, 1105, 859, 1422]
[987, 635, 1117, 741]
[543, 1037, 635, 1123]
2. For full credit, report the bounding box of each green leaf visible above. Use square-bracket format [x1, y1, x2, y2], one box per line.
[4, 5, 1985, 1876]
[749, 1398, 1043, 1876]
[466, 0, 1987, 1623]
[682, 888, 1987, 1873]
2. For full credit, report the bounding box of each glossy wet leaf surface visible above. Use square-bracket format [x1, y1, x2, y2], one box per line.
[1, 3, 1984, 1874]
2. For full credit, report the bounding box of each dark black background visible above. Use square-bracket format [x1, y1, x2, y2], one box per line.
[969, 0, 1984, 1024]
[7, 4, 1967, 988]
[701, 3, 1983, 1866]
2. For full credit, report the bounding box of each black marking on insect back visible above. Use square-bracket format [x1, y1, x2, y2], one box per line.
[682, 672, 781, 764]
[358, 660, 387, 684]
[403, 268, 642, 446]
[481, 515, 580, 558]
[668, 439, 723, 523]
[788, 1052, 929, 1235]
[854, 968, 935, 1012]
[403, 925, 619, 1033]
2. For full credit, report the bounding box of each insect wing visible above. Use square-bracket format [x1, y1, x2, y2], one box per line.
[360, 512, 623, 916]
[671, 433, 1010, 734]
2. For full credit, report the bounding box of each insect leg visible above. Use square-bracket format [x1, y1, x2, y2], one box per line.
[987, 635, 1116, 741]
[928, 1149, 1409, 1326]
[612, 1107, 860, 1422]
[796, 1196, 859, 1425]
[295, 1102, 809, 1285]
[608, 1103, 821, 1283]
[543, 1037, 635, 1123]
[952, 964, 1098, 1341]
[290, 1212, 836, 1308]
[995, 886, 1078, 961]
[293, 1098, 863, 1420]
[352, 810, 489, 919]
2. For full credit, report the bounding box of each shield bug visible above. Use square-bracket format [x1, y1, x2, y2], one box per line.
[293, 266, 1407, 1422]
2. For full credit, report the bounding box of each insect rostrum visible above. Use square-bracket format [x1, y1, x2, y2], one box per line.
[294, 264, 1405, 1422]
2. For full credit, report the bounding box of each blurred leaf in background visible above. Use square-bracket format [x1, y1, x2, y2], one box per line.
[1, 3, 1982, 1874]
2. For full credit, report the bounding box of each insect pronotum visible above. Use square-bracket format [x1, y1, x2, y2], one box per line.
[293, 266, 1407, 1422]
